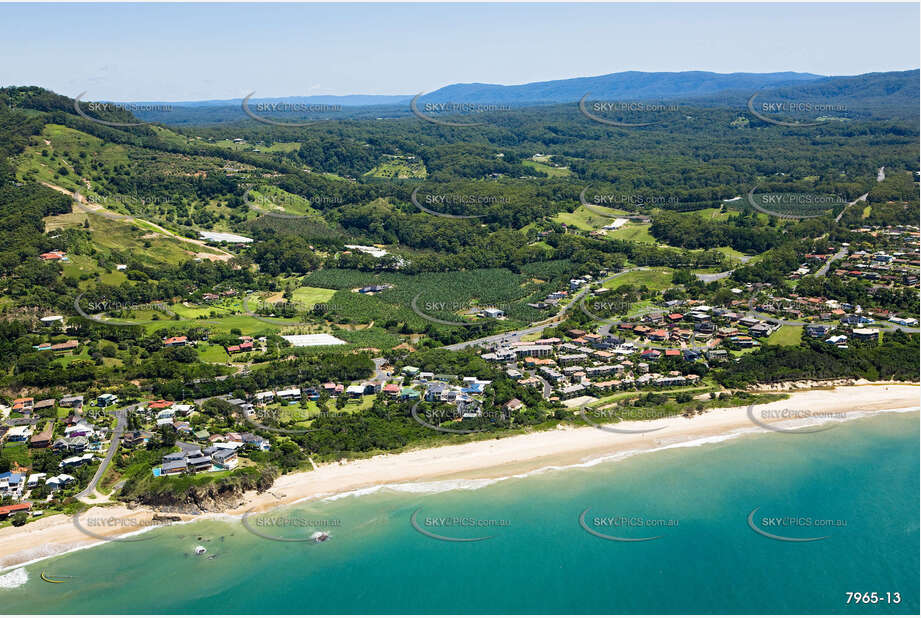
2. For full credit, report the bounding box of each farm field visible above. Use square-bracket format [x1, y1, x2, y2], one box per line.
[603, 267, 675, 291]
[522, 159, 571, 177]
[602, 222, 656, 243]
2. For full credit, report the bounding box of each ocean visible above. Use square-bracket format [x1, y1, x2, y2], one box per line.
[1, 410, 918, 614]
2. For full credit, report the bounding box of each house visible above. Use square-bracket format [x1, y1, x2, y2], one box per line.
[44, 474, 75, 490]
[382, 384, 401, 397]
[29, 423, 54, 449]
[400, 387, 420, 400]
[12, 397, 33, 412]
[0, 503, 32, 519]
[0, 472, 25, 497]
[804, 324, 833, 338]
[163, 335, 188, 347]
[96, 393, 118, 407]
[503, 398, 525, 412]
[187, 455, 213, 472]
[27, 473, 47, 488]
[160, 459, 188, 476]
[345, 385, 364, 399]
[480, 308, 505, 319]
[50, 340, 79, 353]
[33, 399, 56, 412]
[53, 435, 88, 453]
[5, 426, 32, 442]
[276, 388, 301, 402]
[64, 420, 95, 438]
[59, 395, 84, 408]
[60, 453, 94, 468]
[212, 449, 238, 469]
[39, 250, 67, 261]
[241, 433, 271, 451]
[852, 328, 880, 342]
[123, 430, 151, 448]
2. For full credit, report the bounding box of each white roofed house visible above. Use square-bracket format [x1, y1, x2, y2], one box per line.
[276, 387, 301, 402]
[44, 474, 76, 490]
[345, 384, 365, 398]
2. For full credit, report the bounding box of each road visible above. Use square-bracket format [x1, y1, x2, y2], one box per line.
[813, 247, 848, 278]
[834, 191, 869, 224]
[76, 404, 136, 500]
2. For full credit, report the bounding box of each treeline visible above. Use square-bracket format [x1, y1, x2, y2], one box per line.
[716, 332, 920, 388]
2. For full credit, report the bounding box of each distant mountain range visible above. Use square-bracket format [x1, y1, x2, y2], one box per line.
[98, 69, 918, 125]
[139, 70, 828, 107]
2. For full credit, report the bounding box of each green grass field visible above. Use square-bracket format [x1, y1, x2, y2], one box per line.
[522, 160, 571, 177]
[291, 286, 337, 307]
[198, 344, 231, 363]
[603, 223, 656, 243]
[604, 267, 675, 292]
[766, 325, 803, 346]
[552, 206, 630, 231]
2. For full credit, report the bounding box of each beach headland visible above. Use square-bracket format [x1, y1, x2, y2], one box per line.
[1, 383, 917, 570]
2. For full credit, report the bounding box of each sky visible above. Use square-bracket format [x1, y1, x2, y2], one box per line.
[1, 2, 918, 102]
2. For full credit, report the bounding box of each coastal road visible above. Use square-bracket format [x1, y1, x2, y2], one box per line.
[76, 404, 137, 500]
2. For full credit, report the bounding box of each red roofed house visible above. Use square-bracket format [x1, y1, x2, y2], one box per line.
[0, 502, 31, 519]
[163, 336, 188, 346]
[383, 384, 401, 397]
[40, 251, 66, 261]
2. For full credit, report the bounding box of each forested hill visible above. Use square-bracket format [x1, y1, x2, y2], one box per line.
[420, 70, 823, 104]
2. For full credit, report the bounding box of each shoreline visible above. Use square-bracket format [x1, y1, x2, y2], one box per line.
[1, 383, 918, 572]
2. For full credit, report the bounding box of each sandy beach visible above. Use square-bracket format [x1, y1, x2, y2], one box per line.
[2, 383, 917, 570]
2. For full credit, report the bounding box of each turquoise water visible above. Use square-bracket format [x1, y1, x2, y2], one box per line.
[1, 411, 918, 614]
